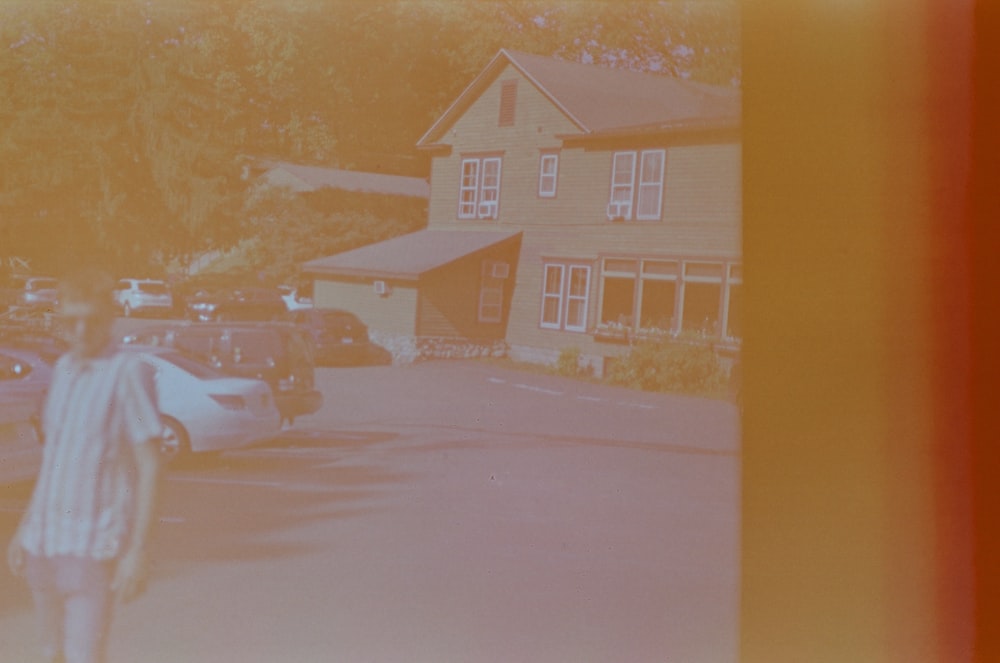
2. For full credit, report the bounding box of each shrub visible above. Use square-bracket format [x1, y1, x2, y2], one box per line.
[555, 346, 594, 378]
[605, 339, 726, 395]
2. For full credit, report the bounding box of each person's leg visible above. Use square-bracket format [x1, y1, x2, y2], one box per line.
[55, 557, 115, 663]
[24, 555, 66, 663]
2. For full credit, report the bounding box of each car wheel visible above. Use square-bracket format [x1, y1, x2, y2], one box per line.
[159, 416, 191, 464]
[123, 302, 132, 317]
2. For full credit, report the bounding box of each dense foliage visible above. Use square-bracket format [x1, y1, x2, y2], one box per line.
[605, 338, 727, 395]
[0, 0, 739, 276]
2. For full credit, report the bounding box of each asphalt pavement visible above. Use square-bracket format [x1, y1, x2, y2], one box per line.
[0, 359, 740, 663]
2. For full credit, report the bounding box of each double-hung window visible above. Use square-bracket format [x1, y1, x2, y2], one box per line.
[540, 263, 591, 332]
[458, 156, 502, 220]
[538, 153, 558, 197]
[607, 149, 666, 221]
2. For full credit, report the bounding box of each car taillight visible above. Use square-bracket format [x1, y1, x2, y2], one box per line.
[209, 394, 246, 410]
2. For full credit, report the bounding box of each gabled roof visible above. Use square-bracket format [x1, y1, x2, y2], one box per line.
[260, 161, 429, 198]
[418, 49, 740, 146]
[302, 229, 521, 281]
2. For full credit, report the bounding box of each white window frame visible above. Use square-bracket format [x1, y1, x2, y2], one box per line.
[540, 264, 565, 329]
[608, 152, 636, 219]
[538, 153, 558, 198]
[607, 149, 666, 221]
[563, 265, 591, 332]
[540, 262, 591, 332]
[636, 149, 665, 220]
[458, 156, 502, 220]
[458, 159, 480, 218]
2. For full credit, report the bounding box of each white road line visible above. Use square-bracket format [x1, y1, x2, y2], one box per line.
[617, 402, 658, 410]
[229, 447, 341, 459]
[158, 516, 185, 524]
[513, 383, 563, 396]
[576, 395, 603, 402]
[168, 476, 284, 488]
[487, 377, 506, 384]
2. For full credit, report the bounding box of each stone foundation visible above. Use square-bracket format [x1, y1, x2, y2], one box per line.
[369, 331, 508, 364]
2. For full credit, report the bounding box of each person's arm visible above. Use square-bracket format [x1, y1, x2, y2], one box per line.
[112, 438, 161, 602]
[112, 354, 164, 602]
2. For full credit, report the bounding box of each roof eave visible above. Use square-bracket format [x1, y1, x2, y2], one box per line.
[555, 117, 742, 142]
[416, 49, 591, 148]
[301, 264, 422, 281]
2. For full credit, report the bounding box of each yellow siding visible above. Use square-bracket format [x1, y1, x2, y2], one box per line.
[427, 63, 581, 227]
[421, 61, 741, 361]
[313, 279, 418, 335]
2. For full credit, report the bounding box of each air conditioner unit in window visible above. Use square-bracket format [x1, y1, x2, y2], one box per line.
[373, 280, 389, 296]
[490, 262, 510, 279]
[606, 201, 629, 221]
[477, 201, 498, 219]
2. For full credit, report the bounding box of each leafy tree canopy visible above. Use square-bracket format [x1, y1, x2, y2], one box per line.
[0, 0, 739, 276]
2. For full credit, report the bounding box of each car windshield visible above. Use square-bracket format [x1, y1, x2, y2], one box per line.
[29, 279, 58, 290]
[156, 352, 225, 379]
[138, 282, 168, 294]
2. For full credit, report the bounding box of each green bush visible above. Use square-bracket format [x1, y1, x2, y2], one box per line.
[555, 346, 594, 379]
[605, 339, 726, 395]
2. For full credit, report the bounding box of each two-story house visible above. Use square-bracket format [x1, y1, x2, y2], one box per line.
[303, 49, 741, 371]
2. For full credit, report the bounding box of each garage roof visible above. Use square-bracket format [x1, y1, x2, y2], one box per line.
[302, 229, 521, 281]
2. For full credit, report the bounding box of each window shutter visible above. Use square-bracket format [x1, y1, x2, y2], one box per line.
[499, 80, 517, 127]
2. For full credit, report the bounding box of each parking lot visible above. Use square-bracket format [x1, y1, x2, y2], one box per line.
[0, 356, 740, 662]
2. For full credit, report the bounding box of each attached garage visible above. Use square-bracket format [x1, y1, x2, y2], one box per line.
[302, 229, 522, 361]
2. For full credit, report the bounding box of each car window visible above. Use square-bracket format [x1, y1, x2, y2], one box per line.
[230, 331, 283, 361]
[28, 278, 58, 291]
[172, 334, 220, 359]
[138, 282, 168, 295]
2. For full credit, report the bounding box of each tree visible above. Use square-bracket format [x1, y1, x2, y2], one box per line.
[0, 0, 739, 275]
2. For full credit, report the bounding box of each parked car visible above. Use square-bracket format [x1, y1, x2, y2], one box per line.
[125, 346, 282, 462]
[122, 321, 322, 425]
[113, 278, 174, 318]
[186, 287, 288, 322]
[1, 275, 59, 311]
[0, 346, 53, 432]
[0, 346, 52, 484]
[0, 326, 69, 364]
[284, 308, 392, 366]
[278, 285, 313, 311]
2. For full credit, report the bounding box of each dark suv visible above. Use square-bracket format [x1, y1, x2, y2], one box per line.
[123, 321, 322, 424]
[284, 308, 392, 366]
[185, 287, 287, 322]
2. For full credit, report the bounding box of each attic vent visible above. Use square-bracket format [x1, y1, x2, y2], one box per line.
[498, 80, 517, 127]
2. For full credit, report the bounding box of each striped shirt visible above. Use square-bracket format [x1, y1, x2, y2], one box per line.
[19, 347, 164, 560]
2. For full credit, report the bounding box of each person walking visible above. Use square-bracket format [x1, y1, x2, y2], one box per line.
[7, 268, 165, 663]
